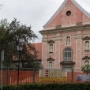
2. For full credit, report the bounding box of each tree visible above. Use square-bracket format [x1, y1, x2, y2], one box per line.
[0, 18, 39, 68]
[0, 18, 42, 85]
[82, 64, 90, 75]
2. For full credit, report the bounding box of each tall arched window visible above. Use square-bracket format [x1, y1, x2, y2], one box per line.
[64, 48, 72, 61]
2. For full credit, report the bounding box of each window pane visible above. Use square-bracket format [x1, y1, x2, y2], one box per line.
[68, 52, 71, 57]
[68, 57, 72, 60]
[64, 48, 72, 61]
[65, 52, 68, 57]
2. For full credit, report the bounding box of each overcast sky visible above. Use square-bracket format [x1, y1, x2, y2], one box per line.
[0, 0, 90, 42]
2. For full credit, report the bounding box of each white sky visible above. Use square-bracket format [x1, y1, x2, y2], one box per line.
[0, 0, 90, 42]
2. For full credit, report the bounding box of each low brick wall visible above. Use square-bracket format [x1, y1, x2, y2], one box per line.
[1, 69, 39, 85]
[67, 72, 89, 83]
[1, 69, 88, 85]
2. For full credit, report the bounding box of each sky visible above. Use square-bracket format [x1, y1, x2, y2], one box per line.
[0, 0, 90, 42]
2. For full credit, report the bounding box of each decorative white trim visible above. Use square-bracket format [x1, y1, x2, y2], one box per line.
[61, 24, 76, 28]
[55, 41, 60, 64]
[77, 31, 81, 34]
[80, 40, 82, 69]
[75, 35, 82, 39]
[43, 35, 47, 38]
[76, 39, 82, 69]
[56, 33, 60, 37]
[43, 27, 55, 30]
[42, 43, 44, 65]
[54, 37, 62, 41]
[82, 22, 90, 25]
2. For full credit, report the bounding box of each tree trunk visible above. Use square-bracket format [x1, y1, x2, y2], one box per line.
[6, 66, 9, 86]
[33, 68, 35, 84]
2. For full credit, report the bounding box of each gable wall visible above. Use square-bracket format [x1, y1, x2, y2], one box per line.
[44, 0, 90, 29]
[41, 0, 90, 71]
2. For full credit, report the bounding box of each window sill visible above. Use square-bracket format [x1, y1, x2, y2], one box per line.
[60, 61, 75, 65]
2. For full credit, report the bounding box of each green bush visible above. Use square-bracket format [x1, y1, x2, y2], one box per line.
[1, 83, 90, 90]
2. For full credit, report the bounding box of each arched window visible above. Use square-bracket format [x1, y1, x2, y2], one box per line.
[85, 60, 89, 65]
[49, 61, 53, 69]
[64, 48, 72, 61]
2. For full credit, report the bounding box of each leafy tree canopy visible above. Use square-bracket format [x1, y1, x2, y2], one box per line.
[81, 64, 90, 75]
[0, 18, 40, 69]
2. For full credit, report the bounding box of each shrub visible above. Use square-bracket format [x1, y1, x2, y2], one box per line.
[1, 83, 90, 90]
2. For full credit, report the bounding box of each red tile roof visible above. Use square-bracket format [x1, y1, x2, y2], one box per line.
[34, 42, 42, 60]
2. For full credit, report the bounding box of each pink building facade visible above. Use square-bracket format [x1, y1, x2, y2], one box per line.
[40, 0, 90, 72]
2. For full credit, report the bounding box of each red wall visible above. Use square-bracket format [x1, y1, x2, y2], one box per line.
[1, 70, 88, 85]
[67, 72, 90, 83]
[1, 70, 39, 85]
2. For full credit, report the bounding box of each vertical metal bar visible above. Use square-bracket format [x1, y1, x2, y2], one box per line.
[1, 50, 4, 90]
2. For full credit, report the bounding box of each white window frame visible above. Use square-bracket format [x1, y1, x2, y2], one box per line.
[64, 48, 72, 61]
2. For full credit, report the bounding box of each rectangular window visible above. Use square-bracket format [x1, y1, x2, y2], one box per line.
[64, 49, 72, 61]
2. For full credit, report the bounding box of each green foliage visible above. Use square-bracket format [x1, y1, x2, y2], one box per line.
[0, 18, 40, 68]
[82, 64, 90, 74]
[1, 83, 90, 90]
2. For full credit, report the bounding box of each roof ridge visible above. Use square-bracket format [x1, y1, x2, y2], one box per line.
[43, 0, 90, 28]
[43, 0, 68, 28]
[72, 0, 90, 18]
